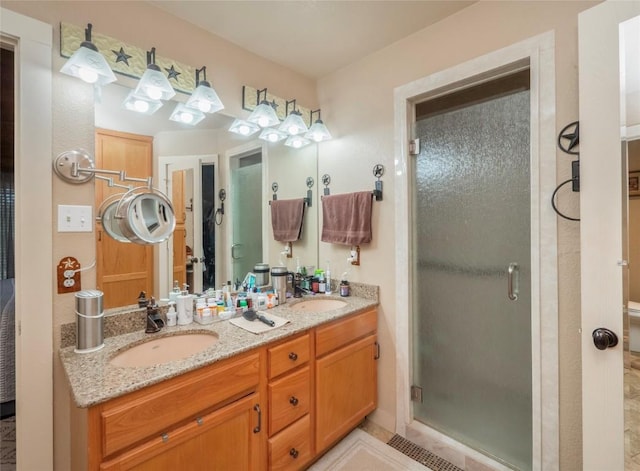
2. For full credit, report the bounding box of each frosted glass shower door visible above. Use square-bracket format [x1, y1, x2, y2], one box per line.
[411, 90, 532, 470]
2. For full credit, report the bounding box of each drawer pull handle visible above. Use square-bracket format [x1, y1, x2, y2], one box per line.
[290, 448, 299, 459]
[374, 341, 380, 360]
[289, 396, 299, 406]
[253, 404, 262, 433]
[161, 433, 169, 443]
[289, 352, 298, 361]
[196, 417, 203, 426]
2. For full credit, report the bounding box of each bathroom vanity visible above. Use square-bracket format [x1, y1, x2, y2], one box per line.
[61, 293, 378, 471]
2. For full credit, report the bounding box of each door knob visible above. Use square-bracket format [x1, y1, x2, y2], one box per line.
[592, 328, 618, 350]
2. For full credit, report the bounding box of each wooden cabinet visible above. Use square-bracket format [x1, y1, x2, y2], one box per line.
[72, 309, 377, 471]
[101, 392, 262, 471]
[78, 351, 263, 471]
[267, 334, 313, 471]
[315, 309, 378, 453]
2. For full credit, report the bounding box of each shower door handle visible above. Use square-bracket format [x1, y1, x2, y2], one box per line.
[507, 262, 519, 301]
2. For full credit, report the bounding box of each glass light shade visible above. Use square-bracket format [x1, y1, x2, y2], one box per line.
[305, 119, 332, 142]
[279, 111, 309, 136]
[134, 66, 176, 101]
[259, 128, 288, 143]
[284, 135, 311, 149]
[229, 118, 260, 137]
[169, 103, 205, 126]
[247, 101, 280, 128]
[186, 82, 224, 114]
[60, 44, 117, 86]
[122, 90, 163, 115]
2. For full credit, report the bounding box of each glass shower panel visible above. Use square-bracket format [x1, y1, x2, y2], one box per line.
[412, 90, 532, 469]
[231, 155, 262, 285]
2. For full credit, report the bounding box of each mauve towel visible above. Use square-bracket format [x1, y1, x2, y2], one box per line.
[321, 191, 373, 245]
[271, 198, 306, 242]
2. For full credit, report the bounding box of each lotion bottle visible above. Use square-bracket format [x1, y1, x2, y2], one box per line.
[177, 284, 193, 325]
[166, 302, 177, 326]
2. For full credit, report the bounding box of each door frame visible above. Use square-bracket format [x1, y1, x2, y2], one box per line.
[579, 2, 640, 469]
[0, 8, 53, 469]
[223, 141, 269, 285]
[394, 31, 558, 470]
[157, 154, 218, 297]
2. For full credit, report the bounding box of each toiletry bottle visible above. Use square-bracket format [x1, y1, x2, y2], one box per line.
[325, 262, 332, 295]
[166, 302, 177, 326]
[318, 271, 326, 293]
[177, 284, 193, 325]
[340, 279, 350, 297]
[169, 280, 180, 302]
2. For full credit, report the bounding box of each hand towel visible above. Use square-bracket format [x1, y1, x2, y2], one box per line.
[321, 191, 373, 245]
[271, 198, 306, 242]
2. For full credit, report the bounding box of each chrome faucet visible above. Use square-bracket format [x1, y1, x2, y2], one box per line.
[145, 297, 165, 333]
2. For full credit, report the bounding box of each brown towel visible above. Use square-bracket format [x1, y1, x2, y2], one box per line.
[321, 191, 373, 245]
[271, 198, 306, 242]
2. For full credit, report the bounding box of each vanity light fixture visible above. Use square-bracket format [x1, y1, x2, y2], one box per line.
[247, 88, 280, 128]
[229, 118, 260, 137]
[122, 90, 162, 115]
[169, 102, 205, 126]
[134, 47, 176, 101]
[259, 127, 288, 143]
[60, 23, 116, 86]
[185, 66, 224, 114]
[279, 100, 309, 136]
[305, 109, 332, 142]
[284, 135, 311, 149]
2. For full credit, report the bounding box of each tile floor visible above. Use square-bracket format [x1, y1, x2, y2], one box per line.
[626, 353, 640, 470]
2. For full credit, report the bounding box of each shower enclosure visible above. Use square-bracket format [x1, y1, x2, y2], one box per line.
[411, 73, 532, 470]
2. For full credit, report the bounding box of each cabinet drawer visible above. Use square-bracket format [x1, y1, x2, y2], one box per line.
[269, 366, 310, 435]
[315, 309, 377, 357]
[268, 334, 310, 379]
[100, 351, 260, 458]
[269, 415, 312, 471]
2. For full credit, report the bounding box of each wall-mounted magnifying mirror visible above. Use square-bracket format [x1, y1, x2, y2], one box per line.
[115, 187, 176, 244]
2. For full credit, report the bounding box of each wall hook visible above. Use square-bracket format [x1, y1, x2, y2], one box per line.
[372, 164, 384, 201]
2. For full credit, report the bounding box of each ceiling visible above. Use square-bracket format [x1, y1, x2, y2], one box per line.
[149, 1, 475, 79]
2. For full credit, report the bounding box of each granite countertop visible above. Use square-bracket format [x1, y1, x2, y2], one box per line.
[60, 291, 378, 409]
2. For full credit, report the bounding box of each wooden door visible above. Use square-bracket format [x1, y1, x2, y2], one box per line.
[315, 334, 377, 453]
[95, 129, 153, 308]
[100, 393, 264, 471]
[171, 169, 187, 288]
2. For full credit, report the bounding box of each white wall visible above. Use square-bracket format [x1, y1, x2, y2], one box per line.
[316, 1, 597, 468]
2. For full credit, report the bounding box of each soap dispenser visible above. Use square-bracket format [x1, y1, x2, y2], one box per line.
[177, 284, 193, 325]
[169, 280, 180, 302]
[166, 301, 177, 326]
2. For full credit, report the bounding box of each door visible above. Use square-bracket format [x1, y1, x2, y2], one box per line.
[579, 2, 640, 469]
[411, 75, 532, 470]
[95, 129, 153, 308]
[230, 151, 263, 285]
[161, 154, 218, 296]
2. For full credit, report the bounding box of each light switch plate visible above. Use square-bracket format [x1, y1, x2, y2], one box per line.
[57, 205, 93, 232]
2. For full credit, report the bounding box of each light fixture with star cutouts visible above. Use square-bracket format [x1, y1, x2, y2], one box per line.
[60, 23, 116, 86]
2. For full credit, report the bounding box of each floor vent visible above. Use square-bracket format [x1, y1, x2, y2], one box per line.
[387, 434, 463, 471]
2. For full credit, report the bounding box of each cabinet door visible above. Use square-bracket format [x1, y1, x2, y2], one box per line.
[315, 334, 377, 453]
[100, 393, 264, 471]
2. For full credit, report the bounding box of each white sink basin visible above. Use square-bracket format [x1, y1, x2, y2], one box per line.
[290, 299, 347, 313]
[110, 332, 219, 368]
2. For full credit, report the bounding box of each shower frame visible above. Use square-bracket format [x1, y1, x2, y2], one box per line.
[394, 31, 559, 470]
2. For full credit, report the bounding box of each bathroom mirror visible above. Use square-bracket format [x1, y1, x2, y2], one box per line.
[95, 83, 319, 308]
